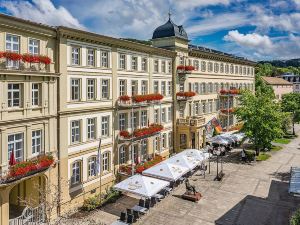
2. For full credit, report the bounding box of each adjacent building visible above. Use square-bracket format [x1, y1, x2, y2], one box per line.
[261, 76, 293, 100]
[0, 14, 59, 225]
[278, 73, 300, 93]
[152, 18, 256, 151]
[0, 14, 256, 224]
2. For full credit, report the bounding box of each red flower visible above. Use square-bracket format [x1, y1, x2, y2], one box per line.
[220, 89, 229, 94]
[177, 65, 185, 70]
[185, 65, 195, 71]
[176, 91, 196, 98]
[38, 55, 51, 65]
[132, 93, 164, 103]
[22, 54, 39, 63]
[120, 130, 130, 138]
[119, 95, 131, 102]
[4, 52, 22, 61]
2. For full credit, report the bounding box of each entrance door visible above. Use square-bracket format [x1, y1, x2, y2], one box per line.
[191, 132, 196, 149]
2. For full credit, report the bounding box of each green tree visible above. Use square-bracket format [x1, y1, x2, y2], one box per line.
[235, 90, 283, 155]
[281, 93, 300, 135]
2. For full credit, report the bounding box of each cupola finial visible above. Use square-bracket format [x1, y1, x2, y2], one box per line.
[168, 8, 172, 21]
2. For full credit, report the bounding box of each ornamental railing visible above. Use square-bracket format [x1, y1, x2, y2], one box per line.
[176, 91, 196, 101]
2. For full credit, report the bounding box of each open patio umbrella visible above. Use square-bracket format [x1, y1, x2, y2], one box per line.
[209, 136, 229, 145]
[142, 161, 189, 181]
[114, 174, 170, 198]
[167, 153, 198, 170]
[178, 149, 205, 162]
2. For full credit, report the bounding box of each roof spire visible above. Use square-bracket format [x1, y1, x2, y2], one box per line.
[168, 7, 172, 21]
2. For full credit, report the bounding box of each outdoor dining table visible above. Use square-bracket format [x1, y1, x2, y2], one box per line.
[131, 205, 148, 213]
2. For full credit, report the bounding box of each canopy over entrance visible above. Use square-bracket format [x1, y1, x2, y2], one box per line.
[114, 174, 169, 198]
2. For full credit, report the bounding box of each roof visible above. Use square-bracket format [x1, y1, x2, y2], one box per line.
[289, 167, 300, 196]
[261, 76, 293, 85]
[152, 18, 188, 40]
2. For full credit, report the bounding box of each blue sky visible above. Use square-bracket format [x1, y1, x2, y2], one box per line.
[1, 0, 300, 61]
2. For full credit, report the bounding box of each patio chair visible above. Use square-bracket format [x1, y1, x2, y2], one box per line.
[145, 199, 151, 209]
[139, 199, 145, 207]
[127, 214, 135, 224]
[120, 212, 127, 222]
[150, 197, 157, 207]
[133, 210, 140, 220]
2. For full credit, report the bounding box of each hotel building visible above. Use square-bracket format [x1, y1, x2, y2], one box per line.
[0, 14, 255, 224]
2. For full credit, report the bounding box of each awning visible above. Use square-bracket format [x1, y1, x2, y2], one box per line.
[114, 174, 170, 198]
[142, 161, 189, 181]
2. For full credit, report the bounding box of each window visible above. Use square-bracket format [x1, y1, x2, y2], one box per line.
[154, 137, 159, 152]
[168, 61, 172, 73]
[101, 79, 109, 99]
[71, 120, 80, 143]
[167, 81, 172, 96]
[208, 62, 213, 72]
[180, 134, 187, 148]
[168, 132, 173, 148]
[8, 83, 21, 107]
[141, 140, 147, 159]
[201, 61, 206, 72]
[239, 66, 243, 75]
[8, 133, 23, 162]
[208, 101, 213, 113]
[119, 146, 126, 164]
[179, 56, 184, 65]
[71, 79, 80, 101]
[141, 80, 148, 95]
[131, 112, 139, 129]
[194, 60, 199, 70]
[161, 61, 166, 73]
[220, 63, 224, 73]
[154, 109, 159, 123]
[161, 81, 166, 96]
[243, 67, 246, 75]
[29, 38, 39, 55]
[131, 56, 138, 70]
[154, 60, 159, 72]
[119, 53, 126, 70]
[87, 118, 96, 140]
[31, 83, 40, 106]
[162, 134, 167, 148]
[71, 46, 80, 65]
[154, 81, 159, 94]
[225, 64, 229, 74]
[168, 107, 172, 122]
[202, 101, 206, 114]
[179, 82, 184, 92]
[230, 64, 234, 74]
[142, 58, 147, 71]
[214, 63, 219, 73]
[194, 102, 200, 115]
[141, 110, 147, 127]
[102, 152, 110, 172]
[235, 65, 239, 74]
[161, 108, 166, 123]
[6, 34, 20, 68]
[87, 49, 95, 66]
[179, 104, 184, 118]
[88, 156, 97, 177]
[119, 113, 127, 130]
[131, 80, 138, 96]
[32, 130, 42, 156]
[194, 83, 199, 94]
[71, 161, 81, 185]
[101, 116, 109, 137]
[101, 51, 109, 68]
[87, 79, 96, 100]
[119, 80, 126, 96]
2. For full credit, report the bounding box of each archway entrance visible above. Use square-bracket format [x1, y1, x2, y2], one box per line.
[9, 175, 46, 220]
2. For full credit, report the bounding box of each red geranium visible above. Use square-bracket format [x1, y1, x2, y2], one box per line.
[38, 55, 51, 65]
[4, 52, 22, 61]
[132, 93, 164, 103]
[185, 65, 195, 71]
[120, 130, 130, 138]
[22, 54, 40, 63]
[177, 65, 185, 70]
[220, 89, 229, 95]
[119, 95, 131, 102]
[176, 91, 196, 98]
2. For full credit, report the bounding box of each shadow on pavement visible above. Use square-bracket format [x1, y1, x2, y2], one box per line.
[215, 180, 300, 225]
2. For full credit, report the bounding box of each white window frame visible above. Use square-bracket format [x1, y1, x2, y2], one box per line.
[8, 133, 24, 162]
[28, 38, 39, 55]
[101, 116, 110, 137]
[101, 79, 109, 99]
[32, 130, 42, 156]
[101, 51, 109, 68]
[87, 49, 95, 67]
[87, 79, 96, 100]
[119, 53, 126, 70]
[71, 120, 81, 144]
[71, 46, 80, 65]
[71, 161, 81, 185]
[87, 118, 96, 140]
[71, 79, 81, 101]
[8, 83, 21, 108]
[6, 34, 20, 68]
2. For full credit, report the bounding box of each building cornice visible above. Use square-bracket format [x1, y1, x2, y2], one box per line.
[189, 49, 256, 66]
[0, 13, 56, 38]
[0, 70, 60, 78]
[57, 27, 177, 58]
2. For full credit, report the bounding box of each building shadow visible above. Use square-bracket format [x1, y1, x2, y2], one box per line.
[215, 180, 300, 225]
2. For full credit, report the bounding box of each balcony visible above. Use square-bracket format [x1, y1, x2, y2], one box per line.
[0, 52, 52, 73]
[119, 124, 164, 143]
[176, 91, 196, 101]
[219, 88, 241, 97]
[117, 94, 164, 108]
[177, 116, 205, 127]
[0, 154, 55, 186]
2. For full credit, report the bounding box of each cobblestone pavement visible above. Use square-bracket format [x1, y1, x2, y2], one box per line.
[61, 125, 300, 225]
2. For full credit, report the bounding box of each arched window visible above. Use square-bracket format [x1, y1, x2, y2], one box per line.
[230, 64, 234, 74]
[201, 61, 206, 72]
[88, 156, 97, 178]
[214, 83, 219, 93]
[235, 65, 239, 74]
[119, 145, 126, 164]
[220, 63, 224, 73]
[71, 160, 82, 185]
[225, 64, 229, 74]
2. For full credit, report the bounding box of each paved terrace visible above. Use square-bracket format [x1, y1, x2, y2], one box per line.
[61, 125, 300, 225]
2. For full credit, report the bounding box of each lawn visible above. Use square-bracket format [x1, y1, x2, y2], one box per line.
[273, 138, 291, 144]
[256, 153, 271, 161]
[270, 145, 283, 151]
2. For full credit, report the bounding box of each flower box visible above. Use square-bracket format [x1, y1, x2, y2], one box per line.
[132, 94, 164, 103]
[0, 51, 51, 65]
[119, 124, 164, 141]
[176, 91, 196, 100]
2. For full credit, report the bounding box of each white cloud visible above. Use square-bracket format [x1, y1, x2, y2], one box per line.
[173, 0, 231, 10]
[1, 0, 84, 29]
